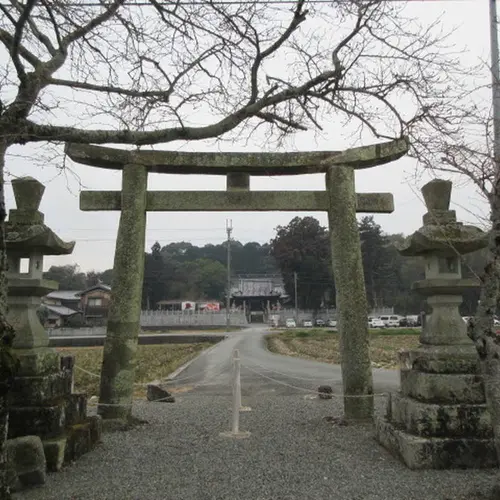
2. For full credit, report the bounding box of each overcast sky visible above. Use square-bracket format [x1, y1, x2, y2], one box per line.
[3, 0, 491, 273]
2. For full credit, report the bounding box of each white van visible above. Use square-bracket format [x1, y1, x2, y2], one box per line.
[379, 315, 402, 327]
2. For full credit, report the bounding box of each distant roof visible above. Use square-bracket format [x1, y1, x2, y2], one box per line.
[230, 278, 286, 298]
[45, 290, 82, 301]
[77, 283, 111, 296]
[157, 299, 196, 305]
[44, 305, 81, 317]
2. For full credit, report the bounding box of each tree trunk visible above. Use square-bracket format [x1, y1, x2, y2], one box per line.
[469, 191, 500, 497]
[0, 139, 15, 500]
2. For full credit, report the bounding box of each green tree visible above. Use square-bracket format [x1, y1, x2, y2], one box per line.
[181, 259, 227, 300]
[359, 217, 402, 310]
[43, 264, 87, 290]
[270, 217, 333, 311]
[85, 269, 113, 288]
[142, 242, 169, 309]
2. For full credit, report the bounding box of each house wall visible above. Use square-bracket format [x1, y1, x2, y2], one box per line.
[81, 289, 112, 320]
[43, 297, 60, 306]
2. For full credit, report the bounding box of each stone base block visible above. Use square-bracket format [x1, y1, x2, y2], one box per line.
[400, 345, 480, 374]
[389, 393, 492, 438]
[43, 437, 67, 472]
[9, 369, 72, 406]
[400, 370, 484, 404]
[375, 417, 497, 469]
[65, 393, 87, 426]
[8, 404, 65, 439]
[64, 421, 95, 463]
[45, 417, 101, 470]
[88, 415, 102, 444]
[14, 348, 61, 377]
[6, 435, 46, 491]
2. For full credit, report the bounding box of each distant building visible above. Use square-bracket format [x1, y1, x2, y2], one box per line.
[42, 282, 112, 327]
[42, 290, 83, 328]
[78, 283, 112, 325]
[230, 275, 288, 323]
[156, 300, 220, 311]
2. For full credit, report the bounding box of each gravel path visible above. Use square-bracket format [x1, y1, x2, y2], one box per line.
[17, 394, 496, 500]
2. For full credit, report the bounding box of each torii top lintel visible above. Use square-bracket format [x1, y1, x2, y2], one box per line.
[65, 137, 408, 176]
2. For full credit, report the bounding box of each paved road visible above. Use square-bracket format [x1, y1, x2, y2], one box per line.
[166, 326, 399, 397]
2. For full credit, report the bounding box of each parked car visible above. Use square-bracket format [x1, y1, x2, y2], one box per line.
[328, 319, 337, 328]
[285, 318, 296, 328]
[379, 315, 403, 328]
[369, 317, 385, 328]
[405, 315, 419, 327]
[315, 318, 325, 327]
[303, 319, 313, 327]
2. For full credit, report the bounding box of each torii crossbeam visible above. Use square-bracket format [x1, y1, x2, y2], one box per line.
[66, 137, 409, 424]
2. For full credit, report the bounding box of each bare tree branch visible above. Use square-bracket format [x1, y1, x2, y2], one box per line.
[10, 0, 38, 81]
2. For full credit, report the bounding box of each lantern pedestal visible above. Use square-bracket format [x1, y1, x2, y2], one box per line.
[375, 180, 496, 469]
[6, 178, 101, 477]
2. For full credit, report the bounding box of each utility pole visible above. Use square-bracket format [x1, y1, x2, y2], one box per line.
[294, 271, 298, 322]
[491, 0, 500, 161]
[226, 219, 233, 331]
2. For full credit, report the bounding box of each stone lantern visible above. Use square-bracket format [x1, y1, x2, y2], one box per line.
[375, 179, 495, 469]
[5, 177, 101, 478]
[6, 177, 74, 351]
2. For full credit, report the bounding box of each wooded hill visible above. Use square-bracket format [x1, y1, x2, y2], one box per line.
[44, 216, 485, 315]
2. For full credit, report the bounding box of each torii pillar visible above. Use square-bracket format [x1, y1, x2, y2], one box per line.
[66, 137, 408, 424]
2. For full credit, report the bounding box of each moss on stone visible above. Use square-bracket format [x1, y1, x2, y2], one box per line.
[98, 164, 147, 420]
[325, 166, 374, 421]
[67, 137, 409, 174]
[81, 190, 394, 214]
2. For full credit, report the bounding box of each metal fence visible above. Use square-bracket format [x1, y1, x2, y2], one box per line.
[140, 310, 248, 327]
[48, 310, 248, 336]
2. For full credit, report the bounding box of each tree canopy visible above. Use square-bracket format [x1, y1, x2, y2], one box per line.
[44, 217, 487, 316]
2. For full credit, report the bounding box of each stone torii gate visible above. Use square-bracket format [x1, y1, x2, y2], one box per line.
[66, 137, 408, 424]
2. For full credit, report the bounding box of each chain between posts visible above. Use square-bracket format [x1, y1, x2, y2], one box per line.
[73, 349, 389, 409]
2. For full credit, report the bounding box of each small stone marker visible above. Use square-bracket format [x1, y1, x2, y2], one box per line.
[7, 435, 46, 491]
[318, 385, 333, 399]
[147, 383, 175, 403]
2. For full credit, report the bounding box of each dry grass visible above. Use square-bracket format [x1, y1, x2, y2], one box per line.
[266, 330, 420, 369]
[57, 343, 211, 399]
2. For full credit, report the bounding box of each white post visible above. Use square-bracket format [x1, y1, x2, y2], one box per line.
[232, 349, 241, 433]
[220, 348, 251, 438]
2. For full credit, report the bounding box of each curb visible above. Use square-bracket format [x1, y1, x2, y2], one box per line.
[166, 335, 230, 381]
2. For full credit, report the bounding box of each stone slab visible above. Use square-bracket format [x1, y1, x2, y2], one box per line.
[81, 191, 395, 214]
[65, 393, 87, 426]
[400, 370, 485, 404]
[375, 417, 497, 469]
[9, 369, 72, 406]
[64, 422, 92, 463]
[399, 345, 480, 374]
[43, 437, 67, 472]
[14, 348, 61, 377]
[389, 392, 492, 438]
[8, 404, 66, 439]
[67, 137, 409, 173]
[88, 415, 103, 445]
